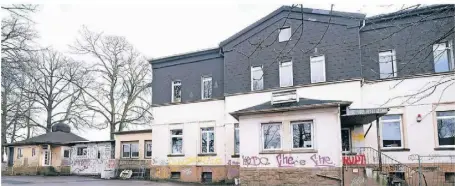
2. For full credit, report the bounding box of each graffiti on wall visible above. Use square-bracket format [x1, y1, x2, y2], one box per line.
[276, 154, 306, 167]
[310, 154, 335, 167]
[227, 160, 240, 165]
[151, 157, 222, 166]
[242, 154, 335, 167]
[343, 154, 366, 165]
[242, 156, 270, 167]
[70, 143, 112, 174]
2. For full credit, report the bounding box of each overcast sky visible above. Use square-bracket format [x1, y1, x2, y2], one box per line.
[4, 2, 434, 140]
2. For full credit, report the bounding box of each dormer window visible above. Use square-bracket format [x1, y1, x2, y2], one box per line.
[279, 27, 291, 42]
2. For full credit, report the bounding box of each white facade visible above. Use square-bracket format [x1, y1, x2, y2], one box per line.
[151, 74, 455, 167]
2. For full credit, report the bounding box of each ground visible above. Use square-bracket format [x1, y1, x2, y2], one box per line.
[1, 176, 199, 186]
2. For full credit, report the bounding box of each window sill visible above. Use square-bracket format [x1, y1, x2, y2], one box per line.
[290, 149, 318, 154]
[380, 148, 410, 152]
[259, 149, 318, 154]
[167, 154, 185, 157]
[121, 157, 140, 159]
[342, 152, 358, 155]
[197, 153, 217, 157]
[434, 147, 455, 151]
[231, 155, 240, 158]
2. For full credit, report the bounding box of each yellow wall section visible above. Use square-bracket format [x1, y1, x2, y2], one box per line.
[114, 132, 152, 159]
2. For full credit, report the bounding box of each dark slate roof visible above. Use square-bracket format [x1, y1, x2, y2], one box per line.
[230, 98, 352, 119]
[220, 5, 365, 46]
[149, 47, 220, 64]
[366, 4, 454, 23]
[8, 131, 88, 146]
[112, 129, 153, 135]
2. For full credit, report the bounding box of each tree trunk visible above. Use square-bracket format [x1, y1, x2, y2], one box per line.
[26, 109, 31, 139]
[110, 123, 115, 140]
[1, 90, 8, 162]
[46, 99, 53, 132]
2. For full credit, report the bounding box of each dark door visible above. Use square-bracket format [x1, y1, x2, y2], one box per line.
[8, 147, 14, 166]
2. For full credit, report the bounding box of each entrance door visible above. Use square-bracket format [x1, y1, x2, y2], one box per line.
[8, 147, 14, 166]
[42, 150, 50, 166]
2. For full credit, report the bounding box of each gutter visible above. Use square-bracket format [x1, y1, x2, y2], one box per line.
[358, 19, 366, 78]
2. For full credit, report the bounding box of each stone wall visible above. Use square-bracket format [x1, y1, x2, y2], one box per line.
[240, 167, 341, 186]
[151, 165, 239, 184]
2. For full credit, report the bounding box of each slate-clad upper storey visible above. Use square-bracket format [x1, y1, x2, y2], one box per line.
[221, 6, 366, 95]
[150, 48, 224, 106]
[360, 4, 455, 80]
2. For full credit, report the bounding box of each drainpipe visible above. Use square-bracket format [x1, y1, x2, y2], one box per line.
[358, 19, 366, 78]
[375, 115, 382, 172]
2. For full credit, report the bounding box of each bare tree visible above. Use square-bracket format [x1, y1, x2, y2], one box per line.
[20, 49, 95, 132]
[71, 26, 153, 139]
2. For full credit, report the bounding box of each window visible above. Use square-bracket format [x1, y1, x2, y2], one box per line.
[445, 172, 455, 183]
[201, 76, 212, 99]
[43, 150, 50, 166]
[310, 55, 326, 83]
[201, 172, 213, 183]
[436, 111, 455, 147]
[172, 80, 182, 103]
[381, 115, 403, 148]
[201, 127, 215, 153]
[63, 149, 70, 158]
[291, 121, 314, 149]
[121, 142, 139, 158]
[379, 50, 397, 79]
[234, 123, 239, 155]
[262, 123, 281, 150]
[17, 148, 23, 159]
[251, 66, 263, 91]
[279, 61, 293, 87]
[31, 148, 36, 157]
[145, 140, 152, 158]
[77, 147, 87, 156]
[341, 128, 351, 152]
[278, 27, 291, 42]
[170, 172, 181, 179]
[97, 151, 101, 159]
[433, 42, 453, 73]
[171, 129, 183, 154]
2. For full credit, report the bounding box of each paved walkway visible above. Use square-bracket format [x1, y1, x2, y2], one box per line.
[2, 176, 197, 186]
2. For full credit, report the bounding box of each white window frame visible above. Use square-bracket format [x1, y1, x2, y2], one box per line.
[310, 55, 326, 83]
[291, 121, 315, 150]
[433, 41, 454, 73]
[251, 66, 264, 91]
[17, 148, 23, 159]
[121, 142, 139, 158]
[435, 110, 455, 147]
[171, 80, 182, 103]
[278, 27, 291, 42]
[378, 50, 397, 79]
[145, 140, 153, 158]
[76, 147, 88, 157]
[261, 123, 282, 151]
[380, 115, 404, 149]
[170, 129, 183, 155]
[279, 60, 293, 87]
[341, 128, 352, 153]
[200, 127, 215, 154]
[201, 76, 212, 100]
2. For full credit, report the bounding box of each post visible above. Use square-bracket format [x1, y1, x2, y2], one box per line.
[418, 155, 422, 186]
[376, 115, 382, 171]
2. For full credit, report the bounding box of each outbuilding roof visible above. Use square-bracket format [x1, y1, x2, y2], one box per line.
[7, 131, 88, 146]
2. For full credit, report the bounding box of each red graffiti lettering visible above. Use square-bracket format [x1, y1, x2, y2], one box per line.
[342, 154, 366, 165]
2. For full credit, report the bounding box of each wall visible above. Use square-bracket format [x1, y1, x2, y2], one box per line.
[151, 49, 224, 105]
[13, 145, 41, 167]
[223, 9, 363, 95]
[70, 142, 113, 175]
[361, 7, 455, 80]
[361, 75, 455, 163]
[51, 146, 62, 167]
[114, 132, 152, 160]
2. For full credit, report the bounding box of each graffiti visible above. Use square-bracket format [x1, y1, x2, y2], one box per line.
[227, 160, 240, 165]
[350, 176, 365, 186]
[343, 154, 366, 165]
[242, 156, 270, 167]
[310, 154, 335, 167]
[276, 154, 306, 167]
[352, 133, 365, 142]
[70, 142, 113, 175]
[182, 168, 192, 176]
[105, 159, 117, 170]
[152, 158, 169, 165]
[168, 157, 222, 165]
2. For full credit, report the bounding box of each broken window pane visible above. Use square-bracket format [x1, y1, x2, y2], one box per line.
[172, 81, 182, 102]
[171, 129, 183, 154]
[436, 111, 455, 146]
[262, 123, 281, 150]
[379, 50, 397, 79]
[202, 76, 212, 99]
[292, 121, 313, 149]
